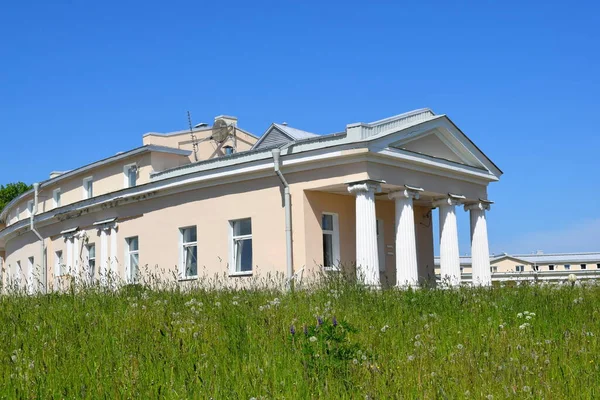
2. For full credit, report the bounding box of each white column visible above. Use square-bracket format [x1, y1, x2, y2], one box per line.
[465, 202, 492, 286]
[110, 225, 118, 279]
[348, 181, 381, 286]
[100, 228, 108, 285]
[389, 188, 421, 288]
[434, 197, 462, 287]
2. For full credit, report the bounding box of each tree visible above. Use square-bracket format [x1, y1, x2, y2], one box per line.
[0, 182, 32, 213]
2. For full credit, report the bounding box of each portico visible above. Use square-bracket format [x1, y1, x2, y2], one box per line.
[343, 185, 492, 287]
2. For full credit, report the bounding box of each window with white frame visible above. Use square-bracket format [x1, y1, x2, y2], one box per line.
[581, 264, 587, 270]
[83, 177, 93, 199]
[124, 164, 138, 188]
[27, 200, 33, 217]
[55, 250, 64, 277]
[53, 189, 61, 208]
[564, 264, 571, 270]
[16, 261, 21, 286]
[230, 218, 253, 274]
[491, 266, 498, 273]
[86, 244, 96, 281]
[27, 257, 34, 293]
[180, 227, 197, 279]
[548, 264, 555, 271]
[322, 213, 340, 270]
[516, 265, 524, 272]
[125, 237, 139, 283]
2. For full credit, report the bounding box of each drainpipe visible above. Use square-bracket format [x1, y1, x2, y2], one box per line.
[271, 148, 293, 288]
[30, 183, 46, 294]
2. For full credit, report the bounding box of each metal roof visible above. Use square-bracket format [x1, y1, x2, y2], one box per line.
[273, 123, 319, 140]
[0, 145, 191, 222]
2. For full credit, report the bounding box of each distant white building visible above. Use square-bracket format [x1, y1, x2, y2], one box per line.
[436, 251, 600, 274]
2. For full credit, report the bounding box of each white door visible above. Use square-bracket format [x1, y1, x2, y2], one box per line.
[376, 219, 386, 272]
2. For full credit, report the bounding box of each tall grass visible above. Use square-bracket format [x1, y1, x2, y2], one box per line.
[1, 277, 599, 398]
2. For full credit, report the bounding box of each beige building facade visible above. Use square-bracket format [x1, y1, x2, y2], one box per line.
[0, 109, 502, 292]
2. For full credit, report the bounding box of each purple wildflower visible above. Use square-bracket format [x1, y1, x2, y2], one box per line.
[290, 325, 296, 335]
[317, 316, 323, 326]
[332, 316, 338, 327]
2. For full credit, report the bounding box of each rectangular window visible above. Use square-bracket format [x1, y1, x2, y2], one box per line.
[322, 213, 340, 270]
[125, 237, 139, 283]
[491, 266, 498, 273]
[27, 200, 33, 217]
[564, 264, 571, 270]
[27, 257, 34, 293]
[230, 218, 253, 274]
[55, 251, 64, 276]
[16, 261, 21, 285]
[53, 189, 61, 208]
[83, 177, 93, 199]
[86, 244, 96, 281]
[597, 264, 600, 269]
[376, 219, 385, 272]
[124, 164, 138, 188]
[548, 264, 555, 271]
[180, 227, 197, 279]
[516, 265, 524, 272]
[581, 264, 586, 270]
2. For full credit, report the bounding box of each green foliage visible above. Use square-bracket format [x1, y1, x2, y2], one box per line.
[1, 281, 600, 398]
[0, 182, 32, 213]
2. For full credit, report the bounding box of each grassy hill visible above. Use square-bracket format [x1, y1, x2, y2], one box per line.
[1, 279, 599, 398]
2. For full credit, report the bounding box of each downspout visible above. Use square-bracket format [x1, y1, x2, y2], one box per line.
[30, 183, 46, 294]
[271, 148, 293, 288]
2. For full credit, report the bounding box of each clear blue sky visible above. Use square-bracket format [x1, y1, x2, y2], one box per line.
[1, 1, 598, 255]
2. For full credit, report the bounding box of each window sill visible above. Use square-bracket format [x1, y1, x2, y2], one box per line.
[178, 276, 198, 282]
[229, 271, 253, 277]
[323, 267, 341, 272]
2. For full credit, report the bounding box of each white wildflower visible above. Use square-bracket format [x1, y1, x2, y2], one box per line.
[309, 336, 317, 343]
[517, 313, 523, 318]
[407, 355, 415, 361]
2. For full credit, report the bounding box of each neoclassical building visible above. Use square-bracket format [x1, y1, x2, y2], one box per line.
[0, 109, 502, 292]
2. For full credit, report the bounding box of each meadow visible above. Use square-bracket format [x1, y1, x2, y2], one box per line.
[1, 276, 599, 399]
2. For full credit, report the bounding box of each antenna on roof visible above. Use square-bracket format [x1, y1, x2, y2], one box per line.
[187, 111, 199, 162]
[212, 118, 237, 154]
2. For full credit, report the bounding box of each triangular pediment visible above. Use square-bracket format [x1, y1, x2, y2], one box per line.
[398, 132, 465, 164]
[368, 116, 502, 177]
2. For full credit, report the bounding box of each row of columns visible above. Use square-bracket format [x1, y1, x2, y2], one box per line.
[347, 180, 492, 287]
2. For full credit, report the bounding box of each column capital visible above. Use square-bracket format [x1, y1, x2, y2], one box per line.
[347, 180, 382, 195]
[388, 185, 423, 201]
[464, 199, 493, 212]
[433, 193, 465, 208]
